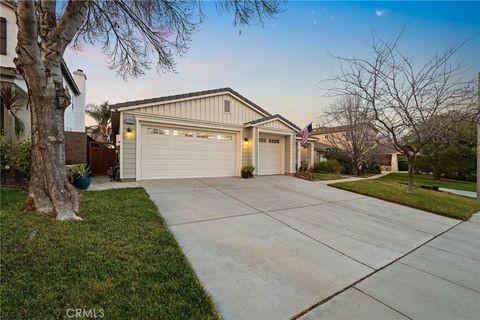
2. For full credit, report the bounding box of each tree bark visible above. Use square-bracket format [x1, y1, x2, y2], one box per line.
[23, 68, 81, 220]
[407, 154, 416, 193]
[14, 0, 89, 220]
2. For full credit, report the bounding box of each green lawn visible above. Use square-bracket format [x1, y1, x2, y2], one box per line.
[312, 173, 351, 181]
[379, 173, 476, 192]
[0, 187, 218, 320]
[330, 180, 480, 220]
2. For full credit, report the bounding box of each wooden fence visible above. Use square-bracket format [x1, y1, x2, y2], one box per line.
[88, 141, 116, 175]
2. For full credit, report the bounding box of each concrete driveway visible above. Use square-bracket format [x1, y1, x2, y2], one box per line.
[140, 176, 478, 320]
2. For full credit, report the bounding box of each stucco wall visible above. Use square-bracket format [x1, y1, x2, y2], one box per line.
[1, 2, 17, 68]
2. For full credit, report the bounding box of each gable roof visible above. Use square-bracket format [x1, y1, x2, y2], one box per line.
[245, 114, 301, 132]
[109, 87, 271, 117]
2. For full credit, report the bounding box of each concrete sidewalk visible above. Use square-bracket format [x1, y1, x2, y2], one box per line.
[141, 175, 467, 320]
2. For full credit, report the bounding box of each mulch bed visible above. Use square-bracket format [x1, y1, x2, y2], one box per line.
[0, 170, 29, 191]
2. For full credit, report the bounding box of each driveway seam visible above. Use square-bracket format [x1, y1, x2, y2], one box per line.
[197, 179, 377, 270]
[352, 287, 414, 320]
[397, 261, 480, 293]
[168, 211, 261, 227]
[289, 219, 464, 320]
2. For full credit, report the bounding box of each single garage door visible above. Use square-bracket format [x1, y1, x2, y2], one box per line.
[258, 134, 284, 175]
[141, 125, 236, 179]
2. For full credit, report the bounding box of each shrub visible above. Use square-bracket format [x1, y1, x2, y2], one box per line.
[313, 159, 342, 174]
[0, 136, 31, 177]
[8, 139, 32, 176]
[0, 134, 12, 170]
[362, 161, 381, 174]
[326, 152, 354, 174]
[397, 155, 408, 171]
[241, 164, 255, 173]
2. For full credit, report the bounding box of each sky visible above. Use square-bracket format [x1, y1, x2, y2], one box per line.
[64, 1, 480, 128]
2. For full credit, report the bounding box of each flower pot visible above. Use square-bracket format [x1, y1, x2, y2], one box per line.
[73, 177, 91, 190]
[241, 171, 253, 179]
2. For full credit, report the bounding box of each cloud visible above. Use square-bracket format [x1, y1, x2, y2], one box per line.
[375, 9, 387, 17]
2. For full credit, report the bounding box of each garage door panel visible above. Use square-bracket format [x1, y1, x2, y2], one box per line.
[141, 125, 236, 179]
[258, 134, 283, 175]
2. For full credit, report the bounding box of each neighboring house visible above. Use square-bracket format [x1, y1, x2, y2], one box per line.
[86, 125, 107, 142]
[111, 88, 316, 181]
[310, 124, 399, 172]
[0, 0, 87, 164]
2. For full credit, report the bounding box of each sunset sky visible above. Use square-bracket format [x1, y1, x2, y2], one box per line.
[64, 1, 480, 128]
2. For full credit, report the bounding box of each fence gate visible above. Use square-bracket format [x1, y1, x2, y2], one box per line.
[88, 142, 116, 175]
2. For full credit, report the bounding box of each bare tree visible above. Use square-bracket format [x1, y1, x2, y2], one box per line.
[324, 95, 378, 175]
[14, 0, 283, 220]
[325, 33, 479, 193]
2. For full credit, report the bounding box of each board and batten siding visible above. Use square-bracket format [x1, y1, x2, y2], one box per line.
[130, 94, 264, 125]
[122, 113, 136, 179]
[242, 127, 253, 166]
[256, 120, 291, 130]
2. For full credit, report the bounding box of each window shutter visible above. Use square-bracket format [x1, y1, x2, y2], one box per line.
[0, 17, 6, 55]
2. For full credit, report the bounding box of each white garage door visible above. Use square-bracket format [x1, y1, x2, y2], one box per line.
[141, 125, 236, 179]
[258, 134, 284, 175]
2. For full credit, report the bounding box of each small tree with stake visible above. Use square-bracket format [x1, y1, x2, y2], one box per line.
[324, 95, 379, 176]
[325, 32, 479, 193]
[14, 0, 283, 220]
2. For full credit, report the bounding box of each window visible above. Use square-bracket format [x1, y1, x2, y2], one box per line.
[224, 100, 231, 113]
[268, 139, 280, 144]
[0, 17, 6, 55]
[148, 128, 170, 135]
[197, 132, 215, 139]
[259, 138, 267, 143]
[173, 130, 193, 137]
[217, 134, 232, 141]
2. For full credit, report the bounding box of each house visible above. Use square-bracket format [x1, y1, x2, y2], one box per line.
[111, 88, 316, 181]
[0, 0, 87, 164]
[310, 124, 399, 171]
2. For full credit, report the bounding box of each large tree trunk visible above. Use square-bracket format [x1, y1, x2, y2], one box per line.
[14, 0, 89, 220]
[406, 154, 416, 193]
[24, 71, 80, 220]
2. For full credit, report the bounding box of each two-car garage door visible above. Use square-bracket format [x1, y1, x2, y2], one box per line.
[141, 125, 236, 179]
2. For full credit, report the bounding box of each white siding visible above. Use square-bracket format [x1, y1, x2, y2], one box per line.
[257, 120, 291, 130]
[131, 94, 264, 125]
[242, 127, 253, 167]
[122, 113, 136, 179]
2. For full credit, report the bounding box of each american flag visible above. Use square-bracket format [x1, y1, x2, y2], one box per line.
[301, 122, 313, 146]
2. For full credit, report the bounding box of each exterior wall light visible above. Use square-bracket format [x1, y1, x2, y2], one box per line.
[125, 127, 134, 139]
[243, 137, 249, 145]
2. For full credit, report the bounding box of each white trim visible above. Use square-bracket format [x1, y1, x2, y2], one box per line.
[132, 114, 244, 131]
[134, 115, 243, 133]
[119, 112, 124, 180]
[135, 118, 141, 181]
[257, 128, 293, 136]
[114, 91, 269, 117]
[246, 116, 300, 132]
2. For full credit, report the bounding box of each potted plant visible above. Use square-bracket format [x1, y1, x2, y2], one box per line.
[241, 164, 255, 178]
[70, 164, 92, 190]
